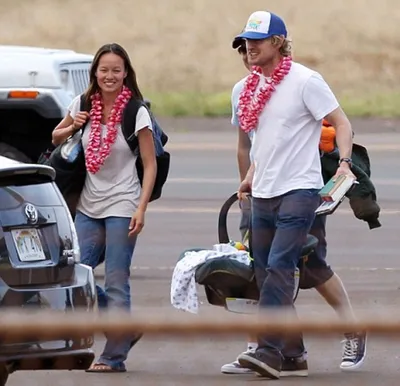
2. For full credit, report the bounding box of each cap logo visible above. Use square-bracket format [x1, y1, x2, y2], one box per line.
[247, 19, 262, 31]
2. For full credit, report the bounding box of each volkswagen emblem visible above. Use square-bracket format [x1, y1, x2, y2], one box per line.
[24, 203, 38, 223]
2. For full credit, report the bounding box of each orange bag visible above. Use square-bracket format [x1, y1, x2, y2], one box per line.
[319, 120, 336, 153]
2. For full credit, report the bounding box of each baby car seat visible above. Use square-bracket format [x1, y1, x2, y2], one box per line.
[178, 193, 318, 312]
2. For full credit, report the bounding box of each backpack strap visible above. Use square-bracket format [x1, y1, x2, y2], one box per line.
[79, 93, 91, 112]
[121, 98, 142, 152]
[78, 94, 91, 133]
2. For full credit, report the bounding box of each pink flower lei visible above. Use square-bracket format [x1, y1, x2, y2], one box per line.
[85, 85, 132, 174]
[237, 56, 292, 133]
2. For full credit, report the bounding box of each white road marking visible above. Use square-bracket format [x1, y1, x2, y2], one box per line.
[166, 177, 400, 186]
[125, 266, 400, 272]
[147, 206, 400, 215]
[166, 143, 400, 152]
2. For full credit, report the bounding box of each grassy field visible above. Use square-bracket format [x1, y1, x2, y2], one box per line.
[0, 0, 399, 117]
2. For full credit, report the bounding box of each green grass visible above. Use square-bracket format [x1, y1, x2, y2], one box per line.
[145, 92, 231, 117]
[339, 92, 400, 118]
[146, 91, 400, 118]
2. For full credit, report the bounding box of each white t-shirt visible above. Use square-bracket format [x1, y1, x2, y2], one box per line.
[231, 62, 339, 198]
[68, 95, 153, 218]
[231, 91, 255, 161]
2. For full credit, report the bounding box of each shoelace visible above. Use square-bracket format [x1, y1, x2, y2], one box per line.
[235, 349, 256, 362]
[342, 337, 359, 359]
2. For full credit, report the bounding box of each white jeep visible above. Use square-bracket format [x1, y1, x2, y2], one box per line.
[0, 45, 93, 163]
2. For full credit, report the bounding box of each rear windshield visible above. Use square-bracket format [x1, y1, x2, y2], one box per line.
[0, 182, 62, 210]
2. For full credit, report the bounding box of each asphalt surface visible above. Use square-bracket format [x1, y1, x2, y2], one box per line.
[8, 125, 400, 385]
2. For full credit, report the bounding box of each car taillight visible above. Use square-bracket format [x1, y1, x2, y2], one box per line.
[8, 90, 39, 99]
[66, 208, 81, 263]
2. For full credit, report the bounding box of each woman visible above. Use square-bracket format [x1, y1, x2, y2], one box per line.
[52, 43, 157, 372]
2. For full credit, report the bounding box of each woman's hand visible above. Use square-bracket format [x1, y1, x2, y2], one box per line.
[52, 111, 90, 146]
[73, 111, 90, 130]
[128, 208, 145, 237]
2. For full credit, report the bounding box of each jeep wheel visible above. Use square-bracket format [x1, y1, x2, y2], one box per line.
[0, 142, 32, 163]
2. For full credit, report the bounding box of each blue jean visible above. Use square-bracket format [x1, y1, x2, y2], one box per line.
[251, 189, 321, 359]
[75, 211, 137, 369]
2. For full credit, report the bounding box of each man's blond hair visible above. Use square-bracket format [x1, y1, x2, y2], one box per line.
[271, 35, 292, 57]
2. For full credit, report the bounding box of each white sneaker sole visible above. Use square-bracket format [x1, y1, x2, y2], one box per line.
[340, 337, 367, 371]
[256, 369, 308, 377]
[281, 369, 309, 377]
[340, 356, 366, 371]
[221, 361, 255, 374]
[221, 367, 255, 375]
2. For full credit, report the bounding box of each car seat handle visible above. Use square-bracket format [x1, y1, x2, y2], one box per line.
[217, 192, 239, 244]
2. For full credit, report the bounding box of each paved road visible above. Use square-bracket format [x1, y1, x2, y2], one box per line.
[158, 115, 400, 134]
[9, 130, 400, 385]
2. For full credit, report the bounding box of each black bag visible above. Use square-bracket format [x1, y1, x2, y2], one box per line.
[136, 150, 170, 202]
[125, 116, 170, 202]
[43, 129, 87, 218]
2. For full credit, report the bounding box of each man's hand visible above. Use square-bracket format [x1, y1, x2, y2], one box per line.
[238, 163, 255, 200]
[238, 178, 252, 200]
[334, 160, 356, 180]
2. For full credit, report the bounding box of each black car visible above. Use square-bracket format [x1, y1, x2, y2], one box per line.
[0, 156, 96, 385]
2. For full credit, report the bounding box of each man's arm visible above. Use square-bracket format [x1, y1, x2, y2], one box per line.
[245, 162, 255, 182]
[303, 73, 354, 173]
[324, 106, 353, 162]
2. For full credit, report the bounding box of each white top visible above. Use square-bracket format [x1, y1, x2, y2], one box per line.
[68, 95, 153, 218]
[231, 62, 339, 198]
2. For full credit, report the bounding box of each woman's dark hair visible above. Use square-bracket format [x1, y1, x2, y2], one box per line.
[84, 43, 144, 104]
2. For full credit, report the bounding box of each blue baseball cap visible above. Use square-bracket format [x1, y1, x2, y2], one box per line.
[235, 11, 287, 41]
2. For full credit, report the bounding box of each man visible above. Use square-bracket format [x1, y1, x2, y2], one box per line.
[233, 36, 251, 71]
[228, 11, 366, 379]
[232, 36, 252, 242]
[221, 36, 367, 377]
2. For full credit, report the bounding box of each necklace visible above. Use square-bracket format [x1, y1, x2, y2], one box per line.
[85, 85, 132, 174]
[237, 56, 292, 133]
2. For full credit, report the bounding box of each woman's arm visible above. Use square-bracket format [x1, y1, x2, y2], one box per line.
[136, 127, 157, 212]
[128, 127, 157, 237]
[51, 109, 89, 146]
[51, 114, 76, 146]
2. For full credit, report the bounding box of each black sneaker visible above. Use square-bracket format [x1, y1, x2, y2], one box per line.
[281, 356, 308, 377]
[340, 331, 367, 371]
[237, 350, 281, 379]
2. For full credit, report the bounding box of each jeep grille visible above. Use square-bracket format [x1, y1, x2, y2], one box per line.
[71, 69, 90, 95]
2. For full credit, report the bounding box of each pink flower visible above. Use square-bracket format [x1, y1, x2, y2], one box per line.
[238, 56, 292, 133]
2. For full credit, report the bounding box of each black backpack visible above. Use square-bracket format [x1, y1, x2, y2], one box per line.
[78, 94, 170, 202]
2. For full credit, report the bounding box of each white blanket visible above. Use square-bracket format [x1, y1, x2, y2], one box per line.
[171, 244, 251, 314]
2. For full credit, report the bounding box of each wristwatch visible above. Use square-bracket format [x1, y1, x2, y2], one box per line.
[339, 157, 352, 167]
